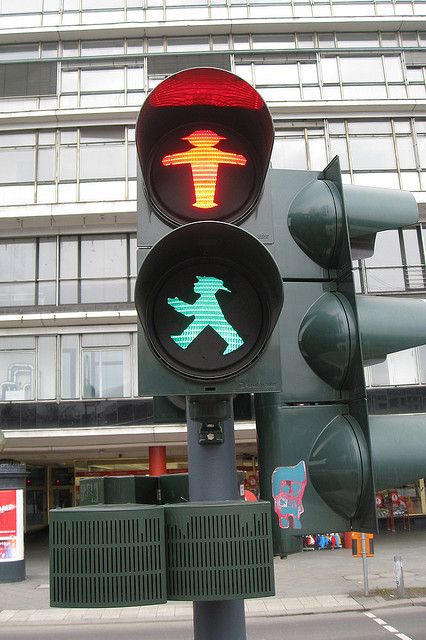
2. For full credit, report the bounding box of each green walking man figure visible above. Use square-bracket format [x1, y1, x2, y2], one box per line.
[168, 276, 244, 355]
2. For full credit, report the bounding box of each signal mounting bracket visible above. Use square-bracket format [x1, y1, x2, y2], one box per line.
[188, 395, 231, 445]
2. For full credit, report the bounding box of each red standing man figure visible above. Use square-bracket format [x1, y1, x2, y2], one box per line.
[161, 129, 247, 209]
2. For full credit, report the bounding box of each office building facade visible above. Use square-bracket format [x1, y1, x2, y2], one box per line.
[0, 0, 425, 524]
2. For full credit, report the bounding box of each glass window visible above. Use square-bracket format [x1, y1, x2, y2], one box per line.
[272, 136, 308, 169]
[127, 65, 144, 91]
[348, 120, 392, 134]
[339, 57, 384, 83]
[62, 41, 79, 57]
[350, 137, 396, 170]
[353, 172, 400, 189]
[388, 349, 419, 385]
[80, 40, 124, 56]
[59, 145, 77, 181]
[81, 235, 126, 279]
[0, 44, 39, 61]
[417, 136, 426, 168]
[383, 56, 404, 82]
[300, 63, 318, 84]
[83, 348, 130, 398]
[365, 230, 402, 266]
[419, 345, 426, 383]
[80, 143, 125, 180]
[0, 239, 35, 282]
[231, 35, 250, 51]
[366, 268, 405, 292]
[308, 137, 327, 169]
[59, 237, 78, 304]
[61, 334, 79, 399]
[370, 359, 390, 386]
[336, 32, 379, 47]
[396, 137, 417, 169]
[401, 32, 418, 46]
[321, 57, 339, 83]
[167, 37, 210, 51]
[38, 336, 56, 400]
[0, 148, 35, 184]
[37, 147, 56, 182]
[402, 229, 422, 264]
[0, 62, 57, 97]
[329, 137, 350, 170]
[0, 132, 35, 147]
[38, 238, 57, 305]
[381, 32, 399, 47]
[255, 64, 299, 85]
[318, 33, 335, 48]
[0, 342, 35, 401]
[252, 34, 296, 49]
[80, 67, 125, 92]
[80, 235, 127, 303]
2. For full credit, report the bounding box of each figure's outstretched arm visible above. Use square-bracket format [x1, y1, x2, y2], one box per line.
[162, 151, 192, 166]
[167, 297, 195, 317]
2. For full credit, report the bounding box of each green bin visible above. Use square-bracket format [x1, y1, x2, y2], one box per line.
[50, 504, 166, 607]
[78, 477, 105, 505]
[79, 476, 158, 506]
[159, 471, 245, 504]
[165, 500, 274, 601]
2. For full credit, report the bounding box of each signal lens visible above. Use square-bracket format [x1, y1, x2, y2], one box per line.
[150, 124, 255, 224]
[148, 67, 265, 110]
[136, 67, 274, 225]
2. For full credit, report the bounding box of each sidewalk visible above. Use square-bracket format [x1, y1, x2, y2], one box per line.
[1, 523, 426, 625]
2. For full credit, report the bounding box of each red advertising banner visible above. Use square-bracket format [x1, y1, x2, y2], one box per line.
[0, 489, 23, 561]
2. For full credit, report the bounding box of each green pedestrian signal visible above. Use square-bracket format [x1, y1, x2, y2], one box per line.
[168, 276, 244, 355]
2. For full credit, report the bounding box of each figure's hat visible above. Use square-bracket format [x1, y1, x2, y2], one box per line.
[196, 275, 230, 292]
[182, 130, 225, 147]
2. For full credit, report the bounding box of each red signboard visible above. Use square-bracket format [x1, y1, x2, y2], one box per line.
[0, 489, 23, 561]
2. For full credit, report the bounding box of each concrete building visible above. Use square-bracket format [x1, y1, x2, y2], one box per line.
[0, 1, 425, 527]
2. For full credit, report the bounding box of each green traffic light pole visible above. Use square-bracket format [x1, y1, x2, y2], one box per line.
[186, 395, 247, 640]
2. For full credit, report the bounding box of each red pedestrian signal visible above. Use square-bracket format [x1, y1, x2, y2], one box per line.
[161, 129, 247, 211]
[136, 67, 273, 226]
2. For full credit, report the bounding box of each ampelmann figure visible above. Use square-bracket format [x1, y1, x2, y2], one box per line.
[168, 276, 244, 355]
[162, 129, 247, 209]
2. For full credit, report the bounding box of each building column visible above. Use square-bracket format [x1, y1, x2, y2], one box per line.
[149, 446, 167, 475]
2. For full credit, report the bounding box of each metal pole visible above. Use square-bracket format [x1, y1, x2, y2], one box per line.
[360, 533, 369, 596]
[186, 395, 247, 640]
[394, 555, 405, 598]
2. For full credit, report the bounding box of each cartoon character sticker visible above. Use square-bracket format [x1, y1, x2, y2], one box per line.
[272, 461, 307, 530]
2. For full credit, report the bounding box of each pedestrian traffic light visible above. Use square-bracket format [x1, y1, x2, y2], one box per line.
[254, 157, 426, 556]
[135, 68, 283, 396]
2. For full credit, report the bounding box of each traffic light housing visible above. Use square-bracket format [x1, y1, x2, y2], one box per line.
[255, 157, 426, 555]
[135, 68, 283, 395]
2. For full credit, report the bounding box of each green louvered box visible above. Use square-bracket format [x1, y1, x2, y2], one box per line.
[165, 501, 274, 601]
[50, 504, 166, 608]
[79, 476, 158, 506]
